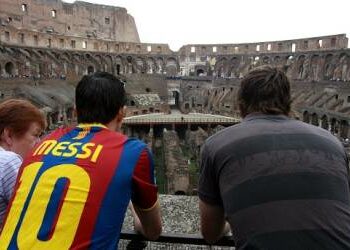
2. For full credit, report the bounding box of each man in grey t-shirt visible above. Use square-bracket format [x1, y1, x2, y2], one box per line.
[199, 66, 350, 249]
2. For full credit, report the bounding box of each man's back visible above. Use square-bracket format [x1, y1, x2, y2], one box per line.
[200, 114, 350, 249]
[0, 124, 157, 249]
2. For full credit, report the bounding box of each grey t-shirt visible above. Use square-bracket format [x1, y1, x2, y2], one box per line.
[199, 114, 350, 249]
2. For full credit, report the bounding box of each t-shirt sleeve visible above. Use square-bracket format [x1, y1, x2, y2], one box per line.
[198, 142, 223, 206]
[131, 147, 158, 210]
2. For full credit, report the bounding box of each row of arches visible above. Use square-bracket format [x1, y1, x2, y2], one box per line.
[1, 45, 350, 82]
[212, 52, 350, 81]
[0, 46, 180, 78]
[303, 111, 349, 138]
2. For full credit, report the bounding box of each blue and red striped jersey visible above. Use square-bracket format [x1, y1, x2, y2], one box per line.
[0, 124, 158, 249]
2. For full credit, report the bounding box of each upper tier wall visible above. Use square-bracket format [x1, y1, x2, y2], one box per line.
[178, 34, 348, 55]
[0, 0, 140, 43]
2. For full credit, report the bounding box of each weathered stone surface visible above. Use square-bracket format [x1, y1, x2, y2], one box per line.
[120, 195, 235, 249]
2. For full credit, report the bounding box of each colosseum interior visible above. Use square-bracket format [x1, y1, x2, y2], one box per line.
[1, 0, 350, 219]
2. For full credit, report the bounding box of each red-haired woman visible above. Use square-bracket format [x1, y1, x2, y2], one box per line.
[0, 99, 46, 226]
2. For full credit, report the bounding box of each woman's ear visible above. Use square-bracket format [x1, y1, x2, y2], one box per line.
[2, 128, 13, 147]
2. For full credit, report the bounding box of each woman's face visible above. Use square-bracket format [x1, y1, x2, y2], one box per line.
[11, 122, 42, 159]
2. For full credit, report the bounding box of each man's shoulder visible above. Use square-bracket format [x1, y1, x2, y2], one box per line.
[205, 123, 244, 150]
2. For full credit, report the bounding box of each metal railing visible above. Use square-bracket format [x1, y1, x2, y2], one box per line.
[119, 230, 235, 249]
[123, 117, 239, 125]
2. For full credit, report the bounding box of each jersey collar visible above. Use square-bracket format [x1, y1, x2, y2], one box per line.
[77, 123, 107, 129]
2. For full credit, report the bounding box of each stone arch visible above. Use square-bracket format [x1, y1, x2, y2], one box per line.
[146, 57, 156, 74]
[4, 61, 15, 76]
[135, 57, 145, 73]
[196, 68, 205, 76]
[37, 50, 45, 58]
[156, 57, 164, 74]
[262, 56, 270, 65]
[126, 56, 134, 74]
[73, 53, 82, 62]
[93, 54, 103, 71]
[330, 118, 338, 134]
[323, 54, 334, 80]
[296, 55, 306, 80]
[87, 65, 94, 74]
[165, 57, 178, 76]
[62, 52, 71, 61]
[321, 115, 329, 130]
[214, 57, 228, 77]
[198, 68, 206, 76]
[334, 53, 350, 81]
[83, 54, 99, 72]
[273, 56, 281, 66]
[72, 53, 83, 75]
[60, 52, 73, 76]
[104, 55, 113, 73]
[227, 57, 240, 78]
[303, 111, 310, 123]
[340, 120, 349, 138]
[310, 54, 320, 81]
[284, 55, 294, 76]
[311, 113, 319, 126]
[115, 56, 124, 75]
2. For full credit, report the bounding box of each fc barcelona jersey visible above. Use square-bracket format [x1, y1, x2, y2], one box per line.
[0, 124, 158, 249]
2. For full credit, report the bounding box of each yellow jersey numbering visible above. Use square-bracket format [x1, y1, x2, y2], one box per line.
[33, 140, 103, 163]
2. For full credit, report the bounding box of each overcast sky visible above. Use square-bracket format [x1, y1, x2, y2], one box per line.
[65, 0, 350, 51]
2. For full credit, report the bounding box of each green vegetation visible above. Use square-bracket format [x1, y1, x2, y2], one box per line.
[153, 140, 167, 194]
[180, 143, 200, 191]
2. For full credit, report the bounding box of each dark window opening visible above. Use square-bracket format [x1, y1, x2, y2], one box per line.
[331, 38, 336, 47]
[18, 33, 24, 44]
[116, 64, 121, 75]
[197, 69, 204, 76]
[33, 35, 38, 45]
[5, 31, 10, 41]
[5, 62, 14, 75]
[278, 43, 283, 51]
[87, 66, 94, 74]
[59, 39, 64, 48]
[105, 17, 110, 24]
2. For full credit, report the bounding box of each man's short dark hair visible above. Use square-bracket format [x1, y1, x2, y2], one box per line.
[75, 72, 126, 124]
[238, 66, 291, 117]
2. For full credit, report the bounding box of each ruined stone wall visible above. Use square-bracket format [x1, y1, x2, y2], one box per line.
[0, 0, 139, 42]
[0, 0, 349, 139]
[163, 130, 189, 194]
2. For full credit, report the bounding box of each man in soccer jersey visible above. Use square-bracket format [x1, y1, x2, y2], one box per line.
[0, 72, 162, 249]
